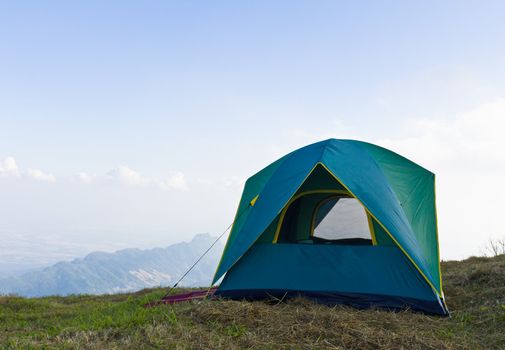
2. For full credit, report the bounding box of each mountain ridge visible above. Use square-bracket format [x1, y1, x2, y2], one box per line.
[0, 233, 222, 297]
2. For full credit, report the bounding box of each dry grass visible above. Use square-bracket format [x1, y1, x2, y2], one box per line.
[1, 254, 505, 349]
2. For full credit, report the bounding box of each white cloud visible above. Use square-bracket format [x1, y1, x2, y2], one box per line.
[106, 166, 150, 187]
[27, 168, 56, 182]
[0, 157, 20, 177]
[74, 172, 96, 184]
[377, 97, 505, 172]
[158, 171, 189, 191]
[222, 176, 245, 189]
[105, 167, 191, 191]
[1, 157, 55, 182]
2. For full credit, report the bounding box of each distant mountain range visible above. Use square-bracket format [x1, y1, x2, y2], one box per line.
[0, 234, 223, 297]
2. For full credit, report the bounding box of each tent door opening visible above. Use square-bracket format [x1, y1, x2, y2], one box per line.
[274, 191, 373, 245]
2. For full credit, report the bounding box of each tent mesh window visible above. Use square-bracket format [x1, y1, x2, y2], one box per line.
[311, 196, 372, 245]
[277, 194, 372, 245]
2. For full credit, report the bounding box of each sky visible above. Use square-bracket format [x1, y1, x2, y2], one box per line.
[1, 1, 505, 274]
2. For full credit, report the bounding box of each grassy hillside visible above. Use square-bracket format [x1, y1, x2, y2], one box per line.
[1, 255, 504, 349]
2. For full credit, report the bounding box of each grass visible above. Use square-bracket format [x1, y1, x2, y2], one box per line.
[1, 254, 505, 349]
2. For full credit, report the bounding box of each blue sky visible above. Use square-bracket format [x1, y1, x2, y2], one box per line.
[1, 1, 505, 273]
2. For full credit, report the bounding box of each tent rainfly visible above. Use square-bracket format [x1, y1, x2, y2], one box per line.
[212, 139, 449, 315]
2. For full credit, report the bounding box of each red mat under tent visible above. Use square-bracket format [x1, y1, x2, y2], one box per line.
[145, 287, 218, 307]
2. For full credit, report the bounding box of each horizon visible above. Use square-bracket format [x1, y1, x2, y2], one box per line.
[1, 1, 505, 275]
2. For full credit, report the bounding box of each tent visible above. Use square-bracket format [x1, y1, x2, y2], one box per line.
[212, 139, 449, 315]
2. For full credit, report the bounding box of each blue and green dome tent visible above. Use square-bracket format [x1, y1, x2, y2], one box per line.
[212, 139, 448, 315]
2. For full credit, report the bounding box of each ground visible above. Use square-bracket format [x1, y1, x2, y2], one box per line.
[1, 254, 504, 349]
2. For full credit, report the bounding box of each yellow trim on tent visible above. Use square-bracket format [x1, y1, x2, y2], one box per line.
[250, 195, 259, 207]
[317, 162, 442, 297]
[433, 175, 444, 298]
[367, 213, 377, 246]
[272, 189, 348, 243]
